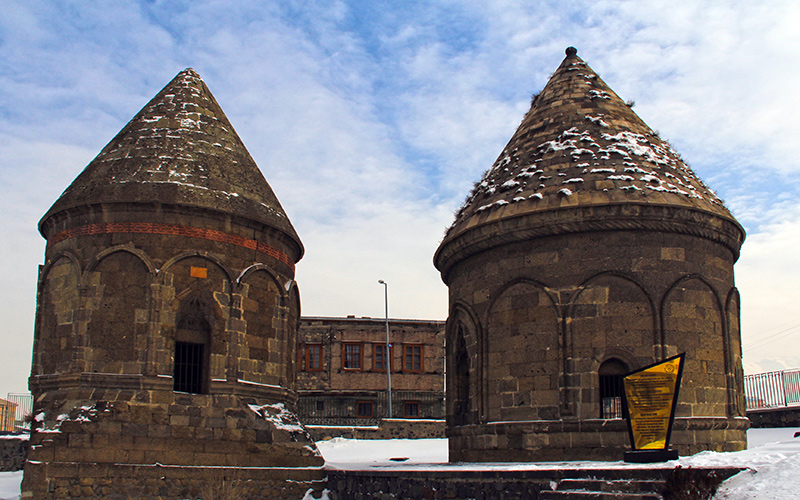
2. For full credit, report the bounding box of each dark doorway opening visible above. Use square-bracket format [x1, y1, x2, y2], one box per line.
[174, 294, 212, 394]
[454, 326, 471, 425]
[174, 341, 205, 394]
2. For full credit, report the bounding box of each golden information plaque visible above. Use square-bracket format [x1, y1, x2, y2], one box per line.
[623, 353, 684, 459]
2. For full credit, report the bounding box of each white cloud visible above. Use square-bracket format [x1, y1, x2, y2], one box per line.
[736, 202, 800, 368]
[295, 200, 451, 320]
[0, 136, 97, 399]
[2, 0, 800, 396]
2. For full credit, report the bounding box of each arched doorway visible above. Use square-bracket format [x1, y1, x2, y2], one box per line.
[599, 358, 628, 419]
[174, 296, 212, 394]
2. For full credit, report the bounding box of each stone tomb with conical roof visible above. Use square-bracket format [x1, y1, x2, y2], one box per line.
[435, 48, 748, 462]
[24, 69, 324, 498]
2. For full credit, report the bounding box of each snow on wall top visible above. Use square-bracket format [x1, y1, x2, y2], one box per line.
[445, 48, 737, 239]
[40, 69, 302, 253]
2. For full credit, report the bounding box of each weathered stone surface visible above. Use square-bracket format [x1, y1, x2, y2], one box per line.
[40, 69, 301, 250]
[25, 69, 323, 498]
[324, 466, 744, 500]
[435, 48, 748, 461]
[0, 436, 28, 472]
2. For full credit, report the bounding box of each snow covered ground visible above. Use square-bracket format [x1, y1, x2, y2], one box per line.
[1, 427, 798, 499]
[319, 427, 800, 499]
[0, 471, 22, 500]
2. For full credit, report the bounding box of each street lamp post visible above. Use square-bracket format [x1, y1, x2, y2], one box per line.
[378, 280, 392, 419]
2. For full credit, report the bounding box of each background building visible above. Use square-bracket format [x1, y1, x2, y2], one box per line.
[0, 399, 17, 433]
[297, 316, 445, 426]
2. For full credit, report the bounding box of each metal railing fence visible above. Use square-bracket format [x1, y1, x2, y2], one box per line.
[744, 369, 800, 410]
[5, 393, 33, 431]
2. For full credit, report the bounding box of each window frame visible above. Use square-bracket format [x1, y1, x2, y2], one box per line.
[372, 343, 394, 372]
[356, 400, 375, 418]
[402, 344, 424, 373]
[303, 343, 323, 372]
[403, 400, 420, 418]
[342, 342, 364, 371]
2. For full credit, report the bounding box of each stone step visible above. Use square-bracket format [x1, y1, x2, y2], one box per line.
[556, 478, 666, 494]
[539, 490, 662, 500]
[536, 476, 666, 500]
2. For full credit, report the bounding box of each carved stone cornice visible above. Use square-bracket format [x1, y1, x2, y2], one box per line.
[434, 203, 745, 284]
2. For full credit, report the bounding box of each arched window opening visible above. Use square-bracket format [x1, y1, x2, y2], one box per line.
[454, 325, 471, 426]
[599, 358, 628, 419]
[174, 297, 211, 394]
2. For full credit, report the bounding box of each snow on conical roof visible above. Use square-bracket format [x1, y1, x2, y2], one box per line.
[40, 68, 302, 255]
[435, 48, 744, 275]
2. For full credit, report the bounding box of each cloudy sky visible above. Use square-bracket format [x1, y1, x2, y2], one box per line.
[1, 0, 799, 396]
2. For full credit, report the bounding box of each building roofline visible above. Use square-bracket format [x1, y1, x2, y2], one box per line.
[300, 316, 445, 325]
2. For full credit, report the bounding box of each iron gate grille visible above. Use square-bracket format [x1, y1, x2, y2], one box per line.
[174, 341, 204, 394]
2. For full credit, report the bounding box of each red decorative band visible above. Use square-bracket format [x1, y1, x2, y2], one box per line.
[51, 222, 295, 270]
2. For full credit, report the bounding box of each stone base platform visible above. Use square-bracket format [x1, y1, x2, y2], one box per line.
[448, 417, 749, 462]
[326, 465, 744, 500]
[21, 462, 326, 499]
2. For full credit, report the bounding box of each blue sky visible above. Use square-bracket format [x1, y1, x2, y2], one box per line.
[2, 0, 800, 396]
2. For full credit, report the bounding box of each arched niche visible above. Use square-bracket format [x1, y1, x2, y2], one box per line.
[85, 249, 151, 374]
[446, 302, 481, 426]
[726, 288, 745, 417]
[163, 255, 231, 386]
[485, 280, 560, 422]
[286, 281, 301, 386]
[174, 289, 214, 393]
[662, 275, 726, 417]
[239, 267, 285, 386]
[567, 272, 655, 418]
[36, 254, 82, 375]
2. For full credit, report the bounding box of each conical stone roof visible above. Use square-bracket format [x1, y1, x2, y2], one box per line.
[40, 68, 302, 255]
[435, 48, 744, 276]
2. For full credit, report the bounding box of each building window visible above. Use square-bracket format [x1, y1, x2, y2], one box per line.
[403, 344, 423, 373]
[174, 342, 205, 394]
[356, 401, 374, 418]
[403, 401, 420, 418]
[599, 358, 628, 419]
[302, 343, 323, 371]
[316, 400, 325, 412]
[343, 343, 363, 370]
[373, 343, 393, 372]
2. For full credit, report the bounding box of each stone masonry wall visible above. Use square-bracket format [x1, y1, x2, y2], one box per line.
[22, 462, 325, 500]
[0, 435, 28, 472]
[22, 391, 325, 498]
[748, 407, 800, 428]
[444, 227, 745, 461]
[325, 466, 744, 500]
